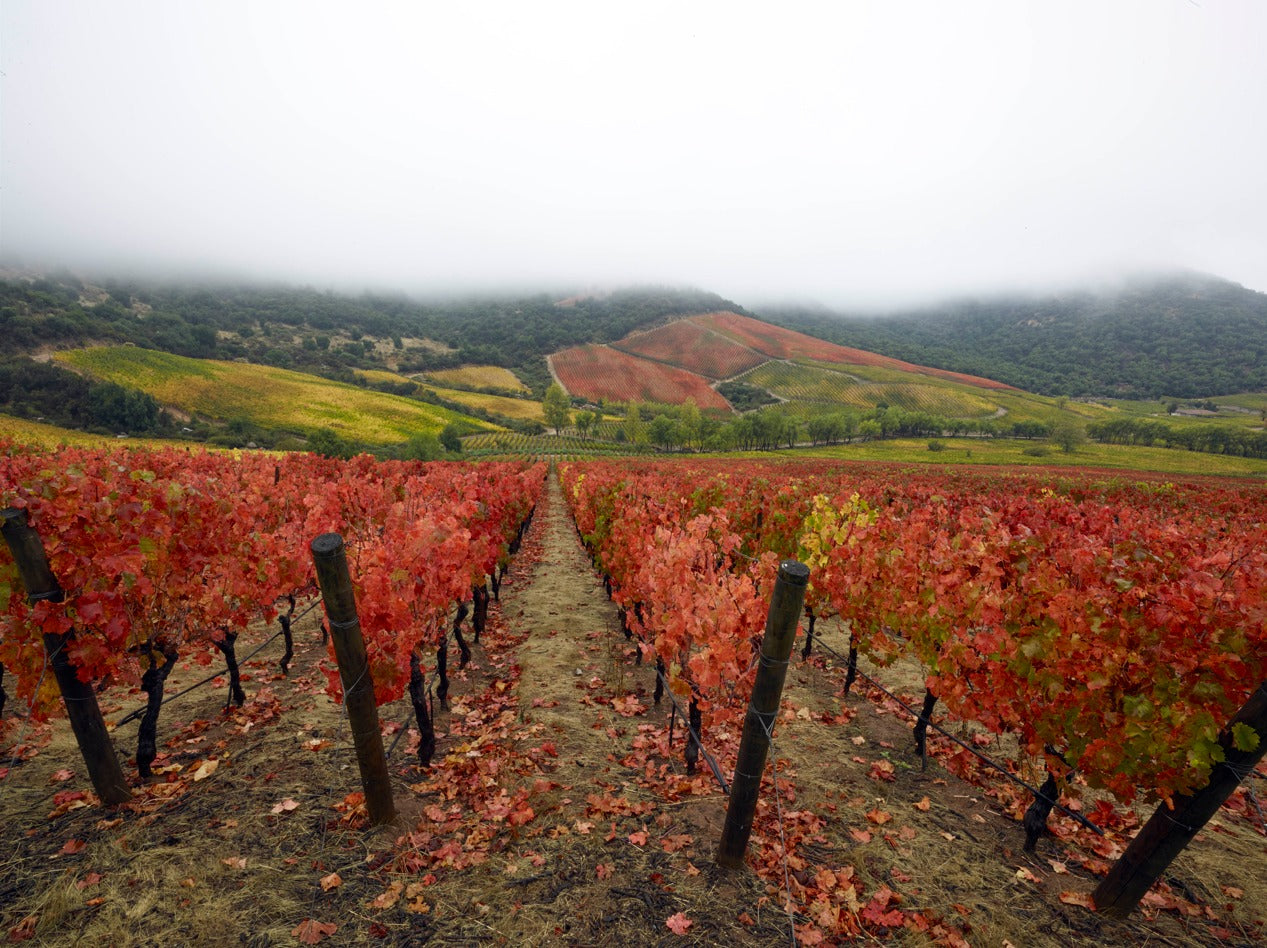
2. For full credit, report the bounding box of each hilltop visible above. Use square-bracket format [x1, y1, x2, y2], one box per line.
[758, 272, 1267, 399]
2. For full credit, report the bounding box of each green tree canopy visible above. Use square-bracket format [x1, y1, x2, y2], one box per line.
[542, 383, 571, 433]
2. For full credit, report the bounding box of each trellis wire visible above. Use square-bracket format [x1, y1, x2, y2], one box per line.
[113, 597, 321, 728]
[813, 637, 1105, 838]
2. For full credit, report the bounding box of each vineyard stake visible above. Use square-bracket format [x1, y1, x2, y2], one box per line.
[310, 532, 397, 826]
[1, 508, 132, 805]
[717, 559, 809, 869]
[1092, 682, 1267, 918]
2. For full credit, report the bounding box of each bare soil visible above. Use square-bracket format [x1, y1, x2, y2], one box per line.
[1, 471, 1263, 946]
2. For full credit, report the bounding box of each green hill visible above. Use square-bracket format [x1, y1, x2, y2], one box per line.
[54, 347, 494, 449]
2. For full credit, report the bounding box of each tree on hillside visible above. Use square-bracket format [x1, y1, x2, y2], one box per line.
[1051, 419, 1087, 453]
[575, 410, 596, 437]
[624, 402, 646, 445]
[680, 399, 702, 451]
[542, 383, 571, 434]
[648, 414, 682, 451]
[439, 423, 463, 453]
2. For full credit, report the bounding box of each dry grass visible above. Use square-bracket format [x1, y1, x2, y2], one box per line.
[421, 366, 529, 394]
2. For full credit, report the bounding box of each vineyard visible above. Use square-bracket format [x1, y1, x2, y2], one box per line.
[738, 361, 1003, 418]
[461, 432, 654, 460]
[54, 348, 487, 444]
[692, 312, 1019, 391]
[2, 445, 1265, 945]
[549, 345, 732, 412]
[612, 318, 769, 381]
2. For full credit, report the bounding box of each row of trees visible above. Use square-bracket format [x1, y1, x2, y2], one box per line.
[541, 389, 1093, 454]
[1088, 418, 1267, 458]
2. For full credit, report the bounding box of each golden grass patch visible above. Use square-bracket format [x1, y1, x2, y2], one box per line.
[56, 347, 492, 444]
[421, 365, 528, 393]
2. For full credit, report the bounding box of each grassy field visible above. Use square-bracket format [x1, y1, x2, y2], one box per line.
[420, 365, 528, 393]
[760, 436, 1267, 478]
[56, 347, 493, 445]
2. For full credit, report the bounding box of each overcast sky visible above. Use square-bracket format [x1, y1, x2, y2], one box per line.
[3, 1, 1265, 308]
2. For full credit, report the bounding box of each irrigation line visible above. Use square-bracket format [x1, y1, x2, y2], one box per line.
[813, 638, 1105, 838]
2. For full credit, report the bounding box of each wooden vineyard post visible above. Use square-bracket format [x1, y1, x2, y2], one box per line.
[717, 559, 809, 869]
[1, 508, 132, 805]
[310, 532, 397, 826]
[1092, 682, 1267, 918]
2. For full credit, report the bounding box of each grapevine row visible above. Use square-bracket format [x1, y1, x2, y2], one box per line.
[0, 441, 545, 777]
[561, 458, 1267, 807]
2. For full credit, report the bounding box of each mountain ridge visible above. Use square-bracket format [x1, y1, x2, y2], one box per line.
[754, 271, 1267, 399]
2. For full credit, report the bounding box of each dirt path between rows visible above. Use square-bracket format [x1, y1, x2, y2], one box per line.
[418, 470, 780, 946]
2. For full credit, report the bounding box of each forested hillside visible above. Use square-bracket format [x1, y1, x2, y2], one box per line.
[759, 273, 1267, 399]
[0, 273, 744, 394]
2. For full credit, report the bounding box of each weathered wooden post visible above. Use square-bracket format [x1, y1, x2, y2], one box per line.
[717, 559, 809, 869]
[310, 532, 396, 826]
[1092, 682, 1267, 918]
[1, 508, 131, 805]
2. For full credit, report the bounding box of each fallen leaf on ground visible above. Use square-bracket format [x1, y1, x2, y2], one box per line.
[1059, 891, 1095, 909]
[292, 919, 337, 944]
[665, 912, 693, 934]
